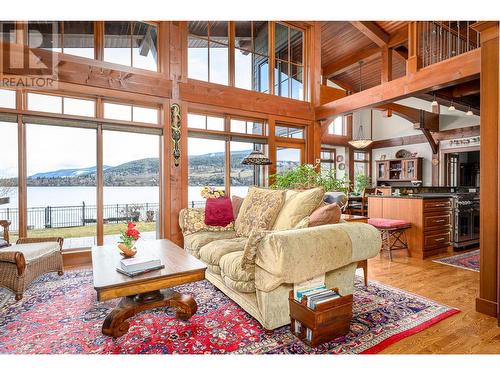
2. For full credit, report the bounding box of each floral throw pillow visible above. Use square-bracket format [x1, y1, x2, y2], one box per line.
[241, 229, 272, 270]
[182, 208, 234, 236]
[234, 187, 286, 237]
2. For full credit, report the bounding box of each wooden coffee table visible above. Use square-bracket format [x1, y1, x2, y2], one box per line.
[92, 239, 206, 338]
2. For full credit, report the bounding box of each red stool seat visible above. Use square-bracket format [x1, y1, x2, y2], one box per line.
[368, 218, 411, 229]
[368, 218, 411, 261]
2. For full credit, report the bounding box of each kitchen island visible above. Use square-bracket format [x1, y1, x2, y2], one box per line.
[368, 195, 452, 259]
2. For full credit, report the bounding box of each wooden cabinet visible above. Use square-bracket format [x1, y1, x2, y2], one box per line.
[375, 157, 423, 184]
[368, 196, 452, 259]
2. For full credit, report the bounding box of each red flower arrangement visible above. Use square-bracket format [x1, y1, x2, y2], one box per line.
[119, 222, 141, 249]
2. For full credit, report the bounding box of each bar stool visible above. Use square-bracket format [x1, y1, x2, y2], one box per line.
[368, 218, 411, 261]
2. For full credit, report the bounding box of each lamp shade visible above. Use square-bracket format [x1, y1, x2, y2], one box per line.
[241, 150, 272, 165]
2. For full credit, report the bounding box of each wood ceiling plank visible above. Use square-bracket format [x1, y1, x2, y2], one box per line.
[323, 46, 381, 78]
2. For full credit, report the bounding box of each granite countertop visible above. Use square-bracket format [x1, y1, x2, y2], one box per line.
[367, 193, 454, 199]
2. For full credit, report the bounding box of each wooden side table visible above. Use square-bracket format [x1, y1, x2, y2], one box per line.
[341, 214, 369, 287]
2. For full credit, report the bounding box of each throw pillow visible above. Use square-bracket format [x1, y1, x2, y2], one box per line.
[0, 239, 9, 248]
[272, 187, 325, 230]
[182, 208, 234, 236]
[234, 187, 286, 237]
[294, 217, 310, 229]
[231, 195, 244, 219]
[204, 197, 234, 226]
[241, 229, 272, 270]
[308, 202, 341, 227]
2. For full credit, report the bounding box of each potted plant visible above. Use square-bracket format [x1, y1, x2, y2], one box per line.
[354, 174, 371, 195]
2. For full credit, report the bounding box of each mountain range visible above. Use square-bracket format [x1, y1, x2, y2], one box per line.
[23, 150, 255, 187]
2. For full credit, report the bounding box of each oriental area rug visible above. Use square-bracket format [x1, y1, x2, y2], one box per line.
[0, 270, 459, 354]
[432, 250, 480, 272]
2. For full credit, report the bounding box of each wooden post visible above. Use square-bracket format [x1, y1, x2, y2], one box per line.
[407, 21, 421, 74]
[165, 21, 188, 246]
[471, 22, 499, 319]
[381, 46, 392, 83]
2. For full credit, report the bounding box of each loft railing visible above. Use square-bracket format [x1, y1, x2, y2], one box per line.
[420, 21, 480, 67]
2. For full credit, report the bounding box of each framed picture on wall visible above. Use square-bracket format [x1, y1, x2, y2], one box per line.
[338, 163, 345, 170]
[336, 155, 344, 162]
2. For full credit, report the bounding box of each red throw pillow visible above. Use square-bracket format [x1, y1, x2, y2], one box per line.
[205, 197, 235, 227]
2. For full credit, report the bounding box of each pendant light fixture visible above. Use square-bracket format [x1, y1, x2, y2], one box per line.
[348, 62, 373, 149]
[466, 106, 473, 116]
[431, 92, 439, 112]
[448, 99, 456, 111]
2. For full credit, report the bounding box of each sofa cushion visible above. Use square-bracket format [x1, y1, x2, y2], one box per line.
[272, 187, 325, 230]
[231, 195, 244, 219]
[234, 187, 285, 237]
[181, 208, 233, 236]
[184, 231, 238, 258]
[198, 237, 248, 274]
[8, 241, 60, 262]
[0, 239, 9, 248]
[220, 251, 255, 293]
[205, 197, 234, 226]
[309, 202, 342, 227]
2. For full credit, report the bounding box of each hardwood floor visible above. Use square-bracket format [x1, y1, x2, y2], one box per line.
[367, 249, 500, 354]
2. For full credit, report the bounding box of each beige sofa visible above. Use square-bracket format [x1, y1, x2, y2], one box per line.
[179, 189, 381, 330]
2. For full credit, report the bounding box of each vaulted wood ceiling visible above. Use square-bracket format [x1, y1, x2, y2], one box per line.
[321, 21, 409, 92]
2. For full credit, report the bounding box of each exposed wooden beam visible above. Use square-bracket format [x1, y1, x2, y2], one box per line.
[322, 47, 380, 78]
[374, 102, 440, 153]
[316, 48, 481, 119]
[440, 80, 481, 98]
[370, 125, 479, 149]
[180, 79, 314, 120]
[388, 24, 409, 48]
[350, 21, 389, 47]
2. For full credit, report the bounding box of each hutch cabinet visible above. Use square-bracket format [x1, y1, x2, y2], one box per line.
[375, 157, 423, 185]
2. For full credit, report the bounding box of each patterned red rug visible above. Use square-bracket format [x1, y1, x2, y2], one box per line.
[432, 250, 480, 272]
[0, 270, 459, 354]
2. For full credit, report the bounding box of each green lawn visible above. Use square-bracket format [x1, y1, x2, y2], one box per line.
[8, 222, 156, 242]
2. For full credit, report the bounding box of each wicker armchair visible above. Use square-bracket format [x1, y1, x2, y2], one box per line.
[0, 220, 64, 301]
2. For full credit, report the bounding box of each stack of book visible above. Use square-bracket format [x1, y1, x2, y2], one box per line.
[293, 276, 341, 342]
[116, 256, 164, 277]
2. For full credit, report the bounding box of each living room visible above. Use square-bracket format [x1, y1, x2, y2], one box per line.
[0, 0, 499, 372]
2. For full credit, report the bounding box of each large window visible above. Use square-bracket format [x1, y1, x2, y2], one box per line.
[26, 123, 97, 249]
[27, 92, 96, 117]
[234, 21, 270, 92]
[276, 147, 302, 174]
[0, 89, 16, 109]
[103, 130, 160, 245]
[320, 149, 336, 174]
[188, 21, 229, 85]
[0, 120, 18, 241]
[28, 21, 94, 59]
[275, 124, 304, 139]
[188, 136, 226, 206]
[230, 141, 266, 197]
[104, 21, 158, 71]
[354, 151, 370, 192]
[103, 102, 159, 124]
[274, 23, 304, 100]
[328, 116, 345, 136]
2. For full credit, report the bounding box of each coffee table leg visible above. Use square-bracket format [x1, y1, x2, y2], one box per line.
[102, 289, 198, 338]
